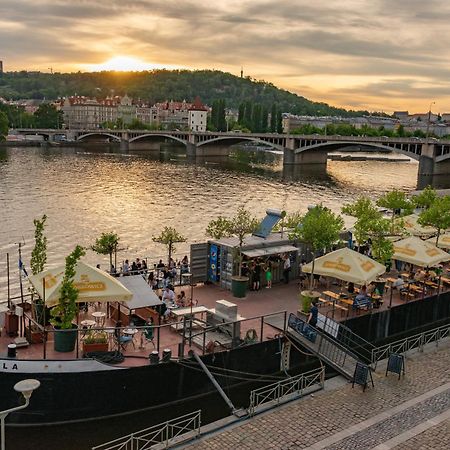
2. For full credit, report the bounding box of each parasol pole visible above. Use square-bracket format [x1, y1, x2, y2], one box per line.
[6, 253, 10, 309]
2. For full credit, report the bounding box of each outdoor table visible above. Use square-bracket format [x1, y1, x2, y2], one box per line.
[92, 311, 106, 327]
[322, 290, 340, 301]
[80, 319, 96, 328]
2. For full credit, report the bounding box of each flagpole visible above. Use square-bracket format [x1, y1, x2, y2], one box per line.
[6, 253, 10, 309]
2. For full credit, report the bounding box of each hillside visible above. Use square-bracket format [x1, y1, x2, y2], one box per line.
[0, 69, 367, 117]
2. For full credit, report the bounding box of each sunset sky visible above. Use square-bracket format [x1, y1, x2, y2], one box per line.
[1, 0, 450, 113]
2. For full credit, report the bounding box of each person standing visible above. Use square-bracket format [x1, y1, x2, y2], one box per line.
[252, 258, 261, 291]
[283, 254, 291, 284]
[122, 259, 130, 276]
[307, 300, 319, 327]
[264, 260, 272, 289]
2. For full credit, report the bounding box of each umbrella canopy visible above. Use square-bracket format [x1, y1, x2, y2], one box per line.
[302, 247, 386, 285]
[399, 214, 435, 236]
[29, 262, 133, 307]
[392, 236, 450, 267]
[426, 232, 450, 249]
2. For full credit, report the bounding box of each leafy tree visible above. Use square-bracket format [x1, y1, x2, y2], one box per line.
[270, 104, 278, 132]
[342, 197, 380, 250]
[367, 217, 394, 264]
[418, 195, 450, 246]
[0, 111, 8, 139]
[31, 215, 48, 275]
[50, 245, 85, 330]
[206, 207, 260, 276]
[376, 190, 414, 233]
[34, 103, 63, 129]
[128, 119, 148, 130]
[152, 227, 187, 266]
[91, 232, 120, 272]
[413, 186, 437, 209]
[289, 205, 344, 289]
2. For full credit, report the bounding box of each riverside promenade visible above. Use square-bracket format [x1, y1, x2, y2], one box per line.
[184, 340, 450, 449]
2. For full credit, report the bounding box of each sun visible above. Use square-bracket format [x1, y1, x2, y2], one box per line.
[87, 56, 159, 72]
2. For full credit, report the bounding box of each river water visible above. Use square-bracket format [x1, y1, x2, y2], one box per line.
[0, 144, 431, 297]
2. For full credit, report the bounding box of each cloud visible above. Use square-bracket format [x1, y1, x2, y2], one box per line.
[1, 0, 449, 112]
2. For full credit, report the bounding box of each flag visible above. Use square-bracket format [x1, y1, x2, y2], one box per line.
[19, 258, 28, 277]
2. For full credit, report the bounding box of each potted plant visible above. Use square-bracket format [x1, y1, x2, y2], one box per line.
[289, 205, 343, 315]
[83, 330, 109, 355]
[26, 214, 49, 343]
[50, 245, 85, 352]
[206, 207, 260, 298]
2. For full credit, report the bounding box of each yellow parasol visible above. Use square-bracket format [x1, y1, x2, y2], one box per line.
[29, 262, 133, 307]
[392, 236, 450, 267]
[399, 214, 435, 236]
[426, 232, 450, 249]
[301, 247, 386, 285]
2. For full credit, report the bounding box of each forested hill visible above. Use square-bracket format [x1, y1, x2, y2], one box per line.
[0, 69, 365, 116]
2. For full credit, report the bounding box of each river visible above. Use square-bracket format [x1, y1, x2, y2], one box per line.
[0, 143, 440, 298]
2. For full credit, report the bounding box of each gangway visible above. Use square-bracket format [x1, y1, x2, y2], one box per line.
[286, 313, 361, 379]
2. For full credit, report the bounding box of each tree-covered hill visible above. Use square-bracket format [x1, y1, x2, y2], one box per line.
[0, 69, 368, 117]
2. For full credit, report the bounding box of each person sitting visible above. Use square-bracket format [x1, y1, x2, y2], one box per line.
[392, 275, 405, 290]
[156, 259, 165, 269]
[347, 282, 355, 294]
[353, 286, 370, 309]
[414, 270, 426, 282]
[131, 261, 138, 274]
[114, 320, 133, 349]
[162, 286, 175, 305]
[177, 291, 187, 307]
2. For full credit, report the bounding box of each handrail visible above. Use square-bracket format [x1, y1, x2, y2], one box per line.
[248, 367, 324, 416]
[91, 410, 201, 450]
[317, 314, 375, 363]
[371, 322, 450, 369]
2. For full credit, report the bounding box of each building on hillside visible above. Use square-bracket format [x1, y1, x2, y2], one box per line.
[117, 95, 135, 125]
[188, 97, 208, 132]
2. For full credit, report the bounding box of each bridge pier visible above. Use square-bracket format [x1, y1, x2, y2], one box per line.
[120, 139, 129, 152]
[188, 144, 232, 158]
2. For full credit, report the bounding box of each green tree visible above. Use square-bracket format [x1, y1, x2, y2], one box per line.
[206, 207, 260, 276]
[270, 104, 278, 132]
[289, 205, 344, 288]
[91, 232, 120, 272]
[152, 227, 187, 266]
[418, 196, 450, 246]
[342, 197, 380, 250]
[376, 190, 414, 233]
[367, 217, 394, 264]
[34, 104, 63, 129]
[0, 111, 8, 140]
[413, 186, 437, 209]
[50, 245, 85, 329]
[31, 215, 48, 275]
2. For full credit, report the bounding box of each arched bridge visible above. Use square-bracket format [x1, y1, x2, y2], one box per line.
[13, 128, 450, 177]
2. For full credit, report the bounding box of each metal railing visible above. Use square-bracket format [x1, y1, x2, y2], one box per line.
[371, 322, 450, 369]
[317, 313, 375, 363]
[91, 410, 201, 450]
[248, 366, 325, 416]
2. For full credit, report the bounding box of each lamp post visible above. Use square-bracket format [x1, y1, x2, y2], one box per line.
[0, 379, 40, 450]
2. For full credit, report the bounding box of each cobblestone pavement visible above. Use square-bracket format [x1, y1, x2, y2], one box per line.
[185, 343, 450, 450]
[394, 418, 450, 449]
[324, 389, 450, 449]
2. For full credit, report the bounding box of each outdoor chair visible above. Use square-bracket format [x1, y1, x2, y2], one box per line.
[114, 333, 134, 351]
[140, 326, 155, 349]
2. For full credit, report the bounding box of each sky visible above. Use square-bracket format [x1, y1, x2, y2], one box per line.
[1, 0, 450, 113]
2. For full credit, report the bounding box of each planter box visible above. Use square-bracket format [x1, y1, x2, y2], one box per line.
[25, 326, 44, 344]
[83, 342, 109, 354]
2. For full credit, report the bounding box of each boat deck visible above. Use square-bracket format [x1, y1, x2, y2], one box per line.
[1, 270, 448, 367]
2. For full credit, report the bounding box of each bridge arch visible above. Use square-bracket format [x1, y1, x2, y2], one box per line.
[129, 133, 188, 146]
[294, 141, 421, 161]
[77, 132, 121, 142]
[197, 136, 285, 152]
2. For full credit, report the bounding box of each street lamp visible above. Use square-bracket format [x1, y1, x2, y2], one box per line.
[0, 379, 40, 450]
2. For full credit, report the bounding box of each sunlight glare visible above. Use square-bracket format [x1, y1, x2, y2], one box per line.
[86, 56, 171, 72]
